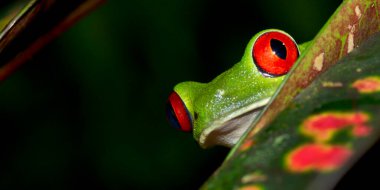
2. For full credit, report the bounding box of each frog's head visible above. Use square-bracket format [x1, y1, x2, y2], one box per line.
[166, 29, 302, 148]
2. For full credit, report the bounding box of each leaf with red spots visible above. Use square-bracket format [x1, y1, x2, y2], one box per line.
[203, 0, 380, 189]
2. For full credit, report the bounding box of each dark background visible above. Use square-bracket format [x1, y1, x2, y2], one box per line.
[0, 0, 341, 189]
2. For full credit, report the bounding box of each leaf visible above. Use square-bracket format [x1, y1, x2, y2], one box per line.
[0, 0, 105, 81]
[202, 0, 380, 189]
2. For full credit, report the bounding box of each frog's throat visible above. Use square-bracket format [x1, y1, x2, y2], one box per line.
[199, 97, 271, 148]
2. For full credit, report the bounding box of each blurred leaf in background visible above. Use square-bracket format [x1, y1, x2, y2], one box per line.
[0, 0, 341, 189]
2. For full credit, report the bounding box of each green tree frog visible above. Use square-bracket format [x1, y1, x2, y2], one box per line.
[166, 29, 309, 148]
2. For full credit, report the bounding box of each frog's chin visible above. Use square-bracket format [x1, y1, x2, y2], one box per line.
[199, 98, 271, 148]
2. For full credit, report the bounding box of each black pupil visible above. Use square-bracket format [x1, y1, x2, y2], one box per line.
[270, 39, 287, 60]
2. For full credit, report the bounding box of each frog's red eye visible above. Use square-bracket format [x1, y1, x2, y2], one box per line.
[252, 31, 299, 77]
[165, 91, 193, 132]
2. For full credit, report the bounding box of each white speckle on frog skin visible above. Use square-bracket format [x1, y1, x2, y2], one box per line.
[215, 89, 225, 99]
[313, 53, 324, 71]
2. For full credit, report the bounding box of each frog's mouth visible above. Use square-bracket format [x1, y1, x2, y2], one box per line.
[199, 98, 271, 148]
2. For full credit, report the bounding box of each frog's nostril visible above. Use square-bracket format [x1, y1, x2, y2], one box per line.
[194, 112, 199, 120]
[165, 91, 193, 132]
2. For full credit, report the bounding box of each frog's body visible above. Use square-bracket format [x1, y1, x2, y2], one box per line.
[166, 29, 310, 148]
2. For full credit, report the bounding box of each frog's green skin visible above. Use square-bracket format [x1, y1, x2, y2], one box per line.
[174, 29, 310, 148]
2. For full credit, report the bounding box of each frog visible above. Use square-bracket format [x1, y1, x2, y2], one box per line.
[166, 29, 310, 148]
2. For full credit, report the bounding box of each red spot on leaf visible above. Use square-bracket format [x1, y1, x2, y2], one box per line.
[352, 124, 371, 136]
[301, 112, 371, 142]
[286, 143, 352, 172]
[352, 76, 380, 93]
[239, 185, 263, 190]
[240, 139, 254, 152]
